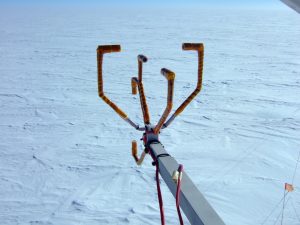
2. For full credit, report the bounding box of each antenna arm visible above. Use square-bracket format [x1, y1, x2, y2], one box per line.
[154, 68, 175, 134]
[163, 43, 204, 129]
[97, 45, 143, 130]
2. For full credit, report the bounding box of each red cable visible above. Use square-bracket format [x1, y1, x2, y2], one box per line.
[150, 149, 184, 225]
[149, 149, 165, 225]
[155, 162, 165, 225]
[176, 164, 184, 225]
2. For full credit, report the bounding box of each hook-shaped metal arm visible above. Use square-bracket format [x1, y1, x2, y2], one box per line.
[138, 54, 147, 81]
[163, 43, 204, 128]
[154, 68, 175, 134]
[131, 140, 147, 165]
[97, 45, 144, 130]
[131, 55, 151, 125]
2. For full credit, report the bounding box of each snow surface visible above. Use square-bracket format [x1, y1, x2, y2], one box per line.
[0, 6, 300, 225]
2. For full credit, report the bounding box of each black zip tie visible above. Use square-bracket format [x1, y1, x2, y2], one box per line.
[152, 153, 170, 166]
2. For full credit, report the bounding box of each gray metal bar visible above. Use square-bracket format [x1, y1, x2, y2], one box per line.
[149, 142, 225, 225]
[281, 0, 300, 13]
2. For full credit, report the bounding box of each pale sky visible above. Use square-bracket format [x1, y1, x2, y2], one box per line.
[0, 0, 285, 8]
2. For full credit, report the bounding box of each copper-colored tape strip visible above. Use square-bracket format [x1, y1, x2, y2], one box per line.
[138, 61, 143, 81]
[136, 151, 146, 165]
[138, 81, 150, 124]
[97, 46, 128, 120]
[154, 69, 175, 134]
[182, 43, 204, 51]
[131, 140, 146, 165]
[133, 54, 150, 125]
[100, 95, 128, 119]
[132, 140, 138, 162]
[97, 45, 121, 54]
[161, 68, 175, 81]
[174, 44, 204, 116]
[138, 55, 147, 81]
[131, 77, 138, 95]
[132, 77, 150, 124]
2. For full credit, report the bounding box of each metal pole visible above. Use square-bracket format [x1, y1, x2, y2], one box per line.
[149, 142, 226, 225]
[281, 0, 300, 13]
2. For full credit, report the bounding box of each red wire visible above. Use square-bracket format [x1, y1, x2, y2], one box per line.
[150, 149, 165, 225]
[176, 164, 184, 225]
[150, 149, 184, 225]
[155, 162, 165, 225]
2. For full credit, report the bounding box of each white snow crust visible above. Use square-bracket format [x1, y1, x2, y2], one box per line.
[0, 6, 299, 225]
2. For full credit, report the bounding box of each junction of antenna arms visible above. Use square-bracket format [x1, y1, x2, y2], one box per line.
[97, 43, 204, 161]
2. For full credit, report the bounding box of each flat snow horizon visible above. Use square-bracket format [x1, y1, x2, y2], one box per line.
[0, 5, 299, 225]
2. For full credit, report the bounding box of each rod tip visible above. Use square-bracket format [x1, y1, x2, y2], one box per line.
[97, 45, 121, 53]
[138, 55, 148, 63]
[182, 43, 204, 51]
[161, 68, 175, 80]
[132, 140, 138, 156]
